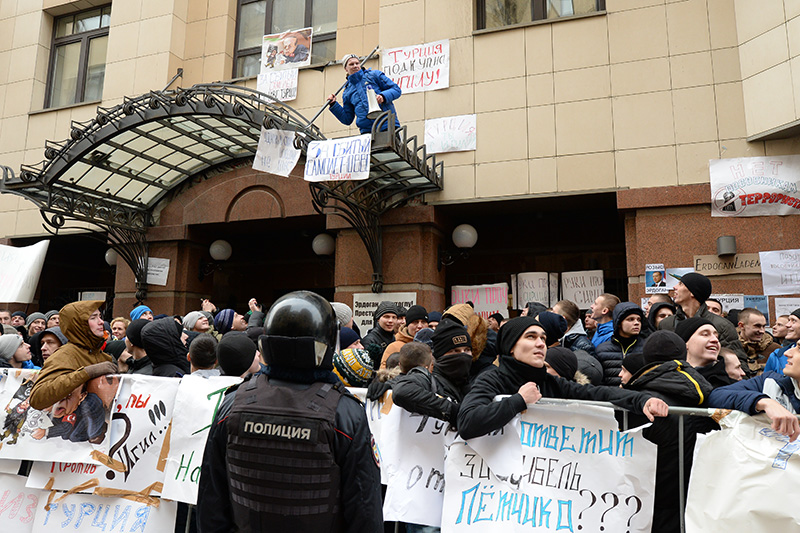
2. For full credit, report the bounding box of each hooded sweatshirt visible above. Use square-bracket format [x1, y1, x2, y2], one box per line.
[141, 318, 191, 377]
[29, 300, 109, 410]
[595, 302, 645, 386]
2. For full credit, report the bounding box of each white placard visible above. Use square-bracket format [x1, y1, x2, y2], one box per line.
[252, 128, 301, 177]
[560, 270, 604, 309]
[549, 273, 559, 307]
[424, 114, 476, 154]
[304, 134, 371, 182]
[516, 273, 550, 312]
[365, 393, 391, 484]
[78, 291, 106, 301]
[145, 258, 169, 286]
[256, 68, 298, 102]
[0, 459, 22, 474]
[710, 155, 800, 217]
[709, 293, 745, 312]
[645, 263, 668, 294]
[352, 293, 417, 332]
[260, 28, 312, 71]
[450, 283, 508, 320]
[0, 473, 40, 533]
[443, 403, 657, 532]
[382, 40, 449, 94]
[775, 298, 800, 317]
[31, 493, 176, 533]
[760, 249, 800, 296]
[161, 375, 241, 504]
[0, 241, 49, 304]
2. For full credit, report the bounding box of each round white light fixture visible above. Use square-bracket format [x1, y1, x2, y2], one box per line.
[209, 239, 233, 261]
[105, 248, 118, 266]
[312, 233, 335, 256]
[452, 224, 478, 249]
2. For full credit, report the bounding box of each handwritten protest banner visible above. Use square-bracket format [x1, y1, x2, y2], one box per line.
[252, 128, 301, 177]
[27, 376, 180, 493]
[560, 271, 604, 308]
[0, 370, 119, 464]
[304, 134, 371, 182]
[0, 473, 39, 533]
[31, 493, 176, 533]
[686, 411, 800, 532]
[425, 115, 476, 154]
[709, 294, 745, 312]
[145, 258, 169, 286]
[760, 249, 800, 296]
[775, 297, 800, 316]
[365, 393, 391, 483]
[382, 40, 449, 94]
[451, 283, 508, 320]
[352, 292, 417, 332]
[260, 27, 312, 71]
[549, 274, 559, 307]
[256, 68, 298, 102]
[161, 375, 241, 504]
[710, 155, 800, 217]
[443, 403, 656, 532]
[0, 241, 49, 303]
[516, 273, 550, 311]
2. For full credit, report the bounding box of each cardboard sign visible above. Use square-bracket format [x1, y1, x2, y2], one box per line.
[515, 273, 550, 312]
[31, 493, 176, 533]
[0, 241, 49, 303]
[352, 293, 417, 332]
[260, 27, 312, 71]
[252, 128, 301, 177]
[760, 249, 800, 296]
[425, 114, 476, 154]
[382, 40, 449, 93]
[560, 271, 604, 308]
[304, 134, 371, 182]
[451, 283, 508, 320]
[710, 156, 800, 217]
[256, 68, 298, 102]
[693, 254, 761, 276]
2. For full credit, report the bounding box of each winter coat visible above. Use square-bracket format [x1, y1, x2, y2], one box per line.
[361, 325, 395, 367]
[329, 68, 402, 134]
[764, 342, 793, 375]
[29, 300, 110, 410]
[140, 318, 190, 377]
[694, 357, 737, 389]
[707, 371, 800, 414]
[626, 360, 713, 406]
[595, 302, 645, 387]
[738, 330, 780, 375]
[591, 319, 614, 348]
[380, 327, 414, 368]
[392, 366, 465, 426]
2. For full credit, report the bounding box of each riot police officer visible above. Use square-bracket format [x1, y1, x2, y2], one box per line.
[197, 291, 383, 532]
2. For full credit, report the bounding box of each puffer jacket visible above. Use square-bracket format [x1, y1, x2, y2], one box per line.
[595, 302, 645, 387]
[329, 68, 402, 133]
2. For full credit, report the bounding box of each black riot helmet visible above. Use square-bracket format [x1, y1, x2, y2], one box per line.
[259, 291, 338, 370]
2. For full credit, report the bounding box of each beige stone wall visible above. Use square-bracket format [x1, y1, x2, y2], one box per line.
[1, 0, 799, 241]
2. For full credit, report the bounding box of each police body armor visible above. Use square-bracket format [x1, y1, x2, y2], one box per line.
[226, 374, 345, 532]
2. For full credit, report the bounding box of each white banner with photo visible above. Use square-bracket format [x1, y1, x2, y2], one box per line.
[253, 128, 301, 177]
[710, 155, 800, 217]
[382, 40, 449, 94]
[27, 376, 180, 494]
[161, 375, 242, 504]
[451, 283, 508, 320]
[560, 270, 604, 309]
[760, 249, 800, 296]
[304, 134, 371, 182]
[425, 114, 476, 154]
[31, 493, 176, 533]
[352, 292, 417, 333]
[256, 68, 298, 102]
[442, 402, 657, 532]
[0, 241, 49, 304]
[260, 28, 312, 71]
[0, 370, 119, 464]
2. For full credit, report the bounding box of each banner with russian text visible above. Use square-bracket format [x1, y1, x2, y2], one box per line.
[304, 134, 371, 182]
[0, 241, 49, 303]
[31, 493, 176, 533]
[450, 283, 508, 320]
[256, 68, 298, 102]
[515, 273, 550, 311]
[382, 40, 449, 93]
[0, 473, 39, 533]
[710, 155, 800, 217]
[425, 114, 476, 154]
[352, 292, 417, 332]
[560, 271, 604, 309]
[443, 402, 656, 532]
[759, 248, 800, 296]
[253, 128, 301, 177]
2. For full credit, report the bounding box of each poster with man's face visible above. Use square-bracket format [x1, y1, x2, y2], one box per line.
[0, 369, 120, 463]
[260, 27, 313, 71]
[645, 263, 669, 294]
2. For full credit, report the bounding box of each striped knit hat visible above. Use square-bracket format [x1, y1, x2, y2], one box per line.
[333, 348, 375, 387]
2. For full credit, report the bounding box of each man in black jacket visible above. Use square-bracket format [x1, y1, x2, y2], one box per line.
[361, 301, 398, 367]
[595, 302, 646, 386]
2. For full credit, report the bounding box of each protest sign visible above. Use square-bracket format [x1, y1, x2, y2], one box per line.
[381, 404, 457, 528]
[549, 274, 559, 307]
[760, 249, 800, 295]
[744, 295, 769, 322]
[686, 411, 800, 532]
[365, 393, 391, 484]
[425, 114, 476, 154]
[0, 370, 119, 464]
[252, 128, 301, 177]
[161, 375, 241, 504]
[693, 254, 761, 276]
[775, 297, 800, 316]
[27, 376, 180, 493]
[443, 402, 656, 532]
[451, 283, 508, 320]
[260, 27, 312, 71]
[0, 473, 39, 533]
[710, 155, 800, 217]
[31, 493, 176, 533]
[560, 270, 604, 308]
[256, 68, 298, 102]
[515, 273, 549, 312]
[666, 268, 694, 288]
[382, 40, 449, 93]
[304, 134, 371, 182]
[709, 293, 745, 312]
[0, 459, 21, 474]
[0, 241, 49, 303]
[145, 258, 169, 286]
[645, 263, 668, 294]
[352, 293, 417, 332]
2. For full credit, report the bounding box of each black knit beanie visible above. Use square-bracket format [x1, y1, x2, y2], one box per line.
[675, 317, 714, 342]
[537, 311, 568, 346]
[217, 331, 256, 376]
[431, 319, 471, 359]
[405, 305, 428, 324]
[497, 317, 544, 355]
[643, 330, 687, 364]
[545, 347, 578, 379]
[680, 273, 712, 303]
[125, 318, 150, 349]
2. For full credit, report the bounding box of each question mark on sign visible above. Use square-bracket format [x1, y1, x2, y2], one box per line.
[625, 495, 643, 532]
[599, 492, 620, 531]
[577, 489, 596, 530]
[105, 412, 131, 480]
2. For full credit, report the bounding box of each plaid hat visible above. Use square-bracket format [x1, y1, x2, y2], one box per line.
[431, 319, 471, 359]
[330, 302, 353, 327]
[678, 272, 712, 303]
[405, 305, 428, 324]
[0, 335, 23, 361]
[333, 347, 375, 387]
[675, 317, 715, 342]
[26, 312, 46, 327]
[642, 330, 687, 364]
[340, 326, 360, 349]
[545, 347, 578, 379]
[214, 309, 236, 334]
[217, 331, 256, 376]
[182, 311, 204, 330]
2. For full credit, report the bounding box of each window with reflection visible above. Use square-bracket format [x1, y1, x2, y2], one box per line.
[234, 0, 337, 78]
[47, 5, 111, 108]
[478, 0, 604, 30]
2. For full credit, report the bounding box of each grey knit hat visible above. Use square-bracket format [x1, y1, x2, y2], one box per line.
[0, 335, 23, 361]
[330, 302, 353, 327]
[25, 312, 46, 327]
[44, 310, 59, 322]
[182, 311, 204, 330]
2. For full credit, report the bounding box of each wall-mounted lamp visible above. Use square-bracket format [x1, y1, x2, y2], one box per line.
[716, 235, 736, 256]
[105, 248, 118, 267]
[438, 224, 478, 271]
[199, 239, 232, 281]
[312, 233, 335, 256]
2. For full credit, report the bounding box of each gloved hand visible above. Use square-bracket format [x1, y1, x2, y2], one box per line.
[85, 361, 118, 379]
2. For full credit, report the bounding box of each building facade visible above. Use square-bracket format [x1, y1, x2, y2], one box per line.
[0, 0, 799, 316]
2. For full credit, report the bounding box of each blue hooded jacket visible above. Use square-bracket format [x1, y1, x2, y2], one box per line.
[329, 68, 402, 134]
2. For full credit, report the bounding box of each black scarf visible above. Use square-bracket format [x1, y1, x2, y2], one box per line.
[497, 354, 548, 389]
[434, 352, 472, 387]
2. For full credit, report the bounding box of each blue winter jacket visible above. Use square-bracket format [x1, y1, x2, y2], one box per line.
[764, 342, 795, 375]
[591, 320, 614, 348]
[329, 68, 402, 133]
[706, 371, 800, 414]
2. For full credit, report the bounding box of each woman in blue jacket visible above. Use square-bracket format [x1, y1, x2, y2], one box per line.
[328, 53, 402, 134]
